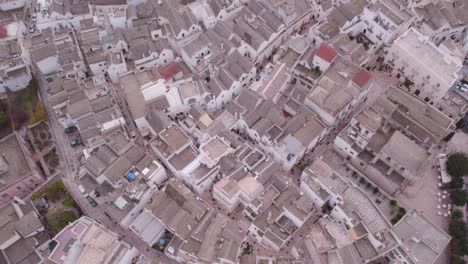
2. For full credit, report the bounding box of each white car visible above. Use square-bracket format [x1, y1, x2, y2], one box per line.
[32, 14, 37, 22]
[78, 185, 88, 196]
[29, 25, 35, 33]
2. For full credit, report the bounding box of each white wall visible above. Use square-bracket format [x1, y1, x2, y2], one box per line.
[89, 61, 107, 76]
[36, 56, 61, 75]
[0, 0, 25, 11]
[312, 56, 331, 72]
[107, 61, 127, 83]
[0, 69, 31, 93]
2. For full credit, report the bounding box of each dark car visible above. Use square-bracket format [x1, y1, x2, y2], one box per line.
[70, 138, 82, 147]
[64, 126, 78, 134]
[86, 196, 98, 207]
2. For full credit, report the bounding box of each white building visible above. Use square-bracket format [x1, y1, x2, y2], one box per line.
[305, 55, 372, 127]
[106, 51, 127, 83]
[0, 0, 25, 11]
[213, 175, 264, 212]
[30, 43, 61, 75]
[358, 0, 414, 45]
[312, 43, 338, 72]
[384, 28, 463, 104]
[90, 0, 128, 29]
[0, 39, 31, 93]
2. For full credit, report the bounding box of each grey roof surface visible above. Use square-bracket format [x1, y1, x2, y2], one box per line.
[0, 134, 33, 189]
[380, 131, 429, 173]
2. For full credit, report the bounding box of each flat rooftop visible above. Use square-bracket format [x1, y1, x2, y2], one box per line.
[200, 137, 230, 162]
[168, 146, 198, 171]
[0, 133, 33, 189]
[380, 131, 429, 173]
[393, 210, 450, 264]
[393, 28, 461, 86]
[49, 216, 131, 264]
[307, 57, 366, 116]
[159, 125, 191, 153]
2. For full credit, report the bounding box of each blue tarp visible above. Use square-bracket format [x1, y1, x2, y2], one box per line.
[127, 172, 136, 181]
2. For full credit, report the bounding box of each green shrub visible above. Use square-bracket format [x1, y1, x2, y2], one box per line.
[0, 111, 7, 125]
[33, 138, 42, 150]
[48, 211, 77, 233]
[456, 118, 465, 129]
[444, 132, 455, 142]
[63, 198, 74, 208]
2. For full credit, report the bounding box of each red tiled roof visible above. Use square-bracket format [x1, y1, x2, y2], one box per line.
[352, 70, 372, 87]
[159, 62, 182, 81]
[315, 43, 338, 63]
[0, 24, 7, 39]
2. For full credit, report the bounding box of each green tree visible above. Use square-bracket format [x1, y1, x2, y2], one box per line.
[451, 176, 465, 189]
[452, 210, 464, 219]
[449, 209, 468, 260]
[451, 254, 466, 264]
[451, 190, 468, 206]
[0, 111, 7, 125]
[29, 101, 47, 124]
[447, 153, 468, 178]
[45, 181, 67, 201]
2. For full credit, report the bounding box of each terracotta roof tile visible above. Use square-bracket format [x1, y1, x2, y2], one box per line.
[315, 43, 338, 63]
[352, 70, 372, 87]
[159, 62, 182, 81]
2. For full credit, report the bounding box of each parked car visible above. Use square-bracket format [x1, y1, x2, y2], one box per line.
[70, 138, 82, 147]
[86, 196, 97, 207]
[64, 126, 78, 133]
[78, 185, 87, 196]
[31, 14, 37, 22]
[29, 25, 35, 33]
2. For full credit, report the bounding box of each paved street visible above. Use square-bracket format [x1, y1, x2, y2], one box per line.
[120, 188, 153, 228]
[33, 63, 179, 264]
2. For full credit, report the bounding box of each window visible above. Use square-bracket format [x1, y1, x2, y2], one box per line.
[1, 194, 8, 198]
[16, 186, 22, 190]
[424, 97, 430, 102]
[426, 75, 430, 79]
[436, 83, 440, 87]
[29, 179, 35, 183]
[414, 89, 420, 95]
